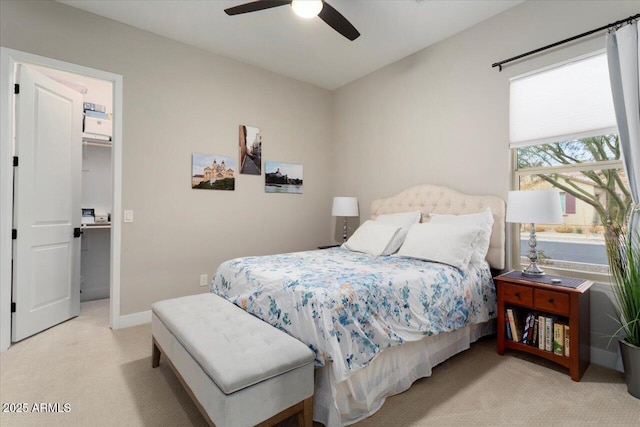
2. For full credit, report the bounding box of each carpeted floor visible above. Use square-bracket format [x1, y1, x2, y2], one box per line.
[1, 299, 638, 426]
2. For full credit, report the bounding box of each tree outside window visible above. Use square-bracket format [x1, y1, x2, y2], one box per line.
[516, 134, 631, 274]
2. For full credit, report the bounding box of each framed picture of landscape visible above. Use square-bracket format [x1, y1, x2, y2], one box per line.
[265, 161, 303, 194]
[192, 153, 236, 191]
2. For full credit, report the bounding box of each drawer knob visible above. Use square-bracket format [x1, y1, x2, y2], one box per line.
[514, 292, 520, 297]
[548, 298, 554, 303]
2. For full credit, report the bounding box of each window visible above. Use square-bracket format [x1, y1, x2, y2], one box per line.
[510, 53, 631, 277]
[559, 192, 576, 215]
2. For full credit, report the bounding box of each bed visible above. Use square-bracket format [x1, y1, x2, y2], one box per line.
[211, 184, 505, 426]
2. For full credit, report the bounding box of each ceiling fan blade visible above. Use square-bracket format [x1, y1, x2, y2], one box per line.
[318, 1, 360, 41]
[224, 1, 291, 16]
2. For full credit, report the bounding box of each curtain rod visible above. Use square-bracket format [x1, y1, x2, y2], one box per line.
[492, 13, 640, 71]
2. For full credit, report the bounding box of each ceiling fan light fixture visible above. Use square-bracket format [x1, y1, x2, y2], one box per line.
[291, 0, 323, 19]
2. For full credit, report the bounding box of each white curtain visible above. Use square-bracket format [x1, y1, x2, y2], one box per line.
[607, 21, 640, 234]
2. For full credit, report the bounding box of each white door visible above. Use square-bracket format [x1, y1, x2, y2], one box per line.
[12, 65, 83, 341]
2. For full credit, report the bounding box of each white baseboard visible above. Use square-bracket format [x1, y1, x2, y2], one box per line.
[80, 287, 109, 302]
[115, 309, 151, 329]
[591, 345, 623, 372]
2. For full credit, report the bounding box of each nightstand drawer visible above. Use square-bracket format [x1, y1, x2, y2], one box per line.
[502, 283, 533, 306]
[534, 289, 569, 315]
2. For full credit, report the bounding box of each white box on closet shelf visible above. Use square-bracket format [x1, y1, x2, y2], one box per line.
[84, 116, 112, 138]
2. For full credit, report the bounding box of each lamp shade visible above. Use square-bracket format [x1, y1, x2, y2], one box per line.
[506, 190, 563, 224]
[332, 197, 359, 217]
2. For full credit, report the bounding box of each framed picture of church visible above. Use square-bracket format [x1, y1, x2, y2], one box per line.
[191, 153, 236, 191]
[239, 125, 262, 175]
[265, 161, 303, 194]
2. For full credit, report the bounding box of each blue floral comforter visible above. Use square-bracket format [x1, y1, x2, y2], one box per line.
[211, 247, 496, 382]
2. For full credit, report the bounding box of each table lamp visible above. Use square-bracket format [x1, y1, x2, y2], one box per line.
[506, 189, 562, 276]
[332, 197, 359, 243]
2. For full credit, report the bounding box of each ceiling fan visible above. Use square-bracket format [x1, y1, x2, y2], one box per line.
[224, 0, 360, 41]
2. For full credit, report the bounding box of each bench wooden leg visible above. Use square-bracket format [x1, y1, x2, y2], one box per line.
[298, 397, 313, 427]
[152, 337, 161, 368]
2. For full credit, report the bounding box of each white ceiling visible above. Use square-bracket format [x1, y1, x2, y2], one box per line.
[58, 0, 523, 90]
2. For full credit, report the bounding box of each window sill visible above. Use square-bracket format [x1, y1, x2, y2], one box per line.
[512, 263, 612, 286]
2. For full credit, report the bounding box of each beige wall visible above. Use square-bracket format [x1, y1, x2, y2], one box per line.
[331, 0, 639, 222]
[0, 0, 334, 315]
[2, 0, 634, 364]
[331, 0, 638, 360]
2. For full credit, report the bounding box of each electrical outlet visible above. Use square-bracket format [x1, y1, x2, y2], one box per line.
[200, 274, 208, 287]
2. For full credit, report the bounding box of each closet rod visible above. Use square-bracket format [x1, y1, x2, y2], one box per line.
[492, 13, 639, 71]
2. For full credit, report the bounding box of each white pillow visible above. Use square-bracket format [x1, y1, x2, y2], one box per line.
[374, 211, 422, 254]
[397, 223, 482, 270]
[342, 220, 402, 256]
[429, 208, 494, 265]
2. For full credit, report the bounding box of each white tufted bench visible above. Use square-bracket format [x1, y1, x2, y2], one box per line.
[151, 293, 315, 427]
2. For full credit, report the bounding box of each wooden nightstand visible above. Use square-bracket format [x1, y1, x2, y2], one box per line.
[317, 245, 340, 249]
[495, 271, 593, 381]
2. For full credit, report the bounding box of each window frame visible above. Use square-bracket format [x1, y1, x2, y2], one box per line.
[510, 150, 623, 283]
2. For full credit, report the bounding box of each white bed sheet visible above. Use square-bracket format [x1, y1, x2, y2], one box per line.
[314, 321, 495, 426]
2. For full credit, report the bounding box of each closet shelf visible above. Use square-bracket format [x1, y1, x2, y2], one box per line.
[81, 223, 111, 230]
[82, 139, 112, 148]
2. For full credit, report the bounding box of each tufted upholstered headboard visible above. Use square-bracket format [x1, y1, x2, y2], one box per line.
[370, 184, 506, 270]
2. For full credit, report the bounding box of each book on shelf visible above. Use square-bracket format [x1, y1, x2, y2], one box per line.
[564, 324, 570, 357]
[553, 322, 566, 355]
[538, 315, 546, 350]
[545, 316, 555, 352]
[506, 308, 522, 342]
[518, 312, 539, 346]
[531, 315, 538, 347]
[505, 311, 512, 341]
[522, 313, 532, 344]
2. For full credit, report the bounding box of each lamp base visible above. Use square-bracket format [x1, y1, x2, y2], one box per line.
[522, 222, 546, 276]
[522, 262, 546, 277]
[342, 218, 348, 243]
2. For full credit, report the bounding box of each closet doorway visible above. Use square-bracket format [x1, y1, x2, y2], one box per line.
[0, 48, 123, 351]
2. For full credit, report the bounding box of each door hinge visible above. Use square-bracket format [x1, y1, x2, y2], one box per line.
[13, 156, 18, 167]
[73, 227, 83, 238]
[12, 229, 17, 240]
[14, 84, 19, 94]
[11, 302, 16, 313]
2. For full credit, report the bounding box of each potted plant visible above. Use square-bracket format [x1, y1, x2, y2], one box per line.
[606, 231, 640, 399]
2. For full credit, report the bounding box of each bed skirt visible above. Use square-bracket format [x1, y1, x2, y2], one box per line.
[313, 320, 496, 427]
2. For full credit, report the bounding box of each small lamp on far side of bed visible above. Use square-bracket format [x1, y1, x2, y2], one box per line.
[506, 189, 563, 276]
[332, 197, 359, 243]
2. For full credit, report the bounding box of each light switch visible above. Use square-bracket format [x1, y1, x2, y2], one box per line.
[124, 210, 134, 223]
